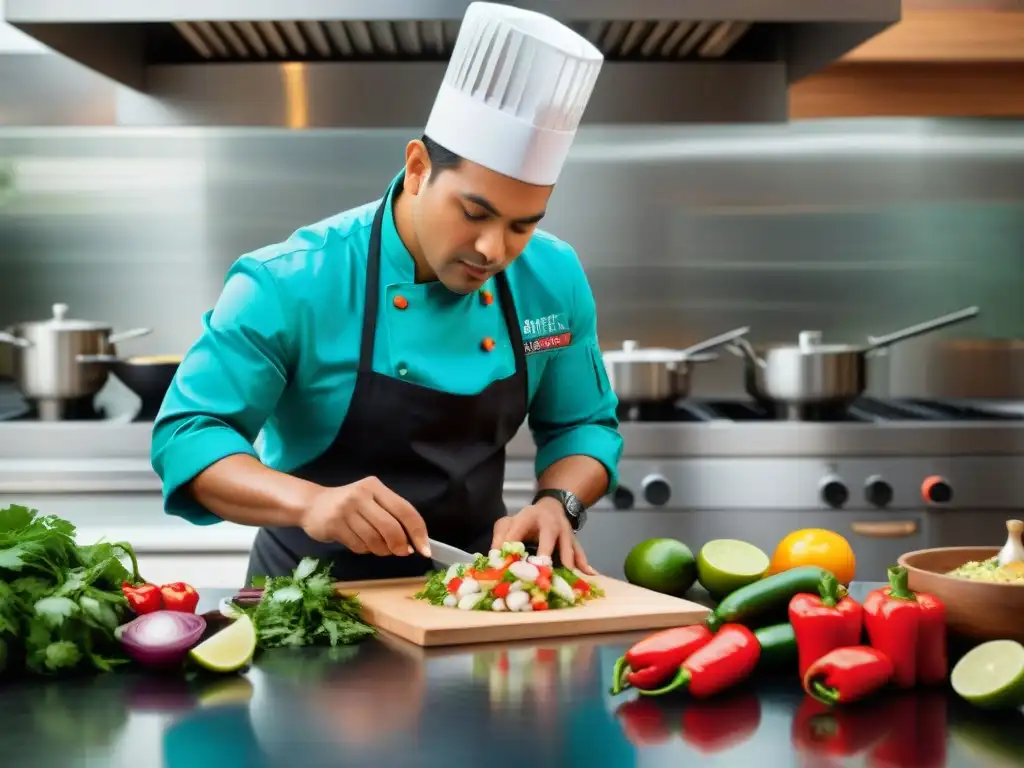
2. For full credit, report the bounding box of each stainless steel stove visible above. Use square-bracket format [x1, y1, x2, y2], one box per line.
[506, 397, 1024, 581]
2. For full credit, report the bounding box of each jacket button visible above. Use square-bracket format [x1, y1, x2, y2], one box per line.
[397, 363, 409, 377]
[480, 290, 494, 306]
[481, 337, 496, 352]
[393, 295, 409, 310]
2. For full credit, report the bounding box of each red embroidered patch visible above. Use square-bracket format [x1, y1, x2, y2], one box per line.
[524, 332, 572, 355]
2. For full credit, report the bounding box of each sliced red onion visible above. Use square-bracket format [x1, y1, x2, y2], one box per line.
[115, 610, 206, 668]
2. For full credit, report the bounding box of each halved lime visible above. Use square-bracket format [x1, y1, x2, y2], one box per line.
[697, 539, 770, 599]
[951, 639, 1024, 710]
[189, 614, 257, 673]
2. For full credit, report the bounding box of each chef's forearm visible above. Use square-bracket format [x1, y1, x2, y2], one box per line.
[189, 454, 321, 528]
[536, 455, 609, 507]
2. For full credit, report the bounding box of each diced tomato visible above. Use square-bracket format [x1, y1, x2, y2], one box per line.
[493, 581, 511, 599]
[447, 577, 462, 594]
[537, 565, 553, 579]
[474, 568, 504, 582]
[532, 599, 549, 611]
[504, 554, 522, 565]
[536, 575, 551, 591]
[574, 580, 591, 594]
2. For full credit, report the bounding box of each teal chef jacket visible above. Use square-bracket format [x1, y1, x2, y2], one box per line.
[152, 172, 623, 524]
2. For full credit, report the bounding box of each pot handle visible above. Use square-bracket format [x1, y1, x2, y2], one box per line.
[725, 336, 767, 369]
[109, 327, 152, 345]
[0, 331, 31, 348]
[865, 306, 979, 352]
[679, 326, 752, 358]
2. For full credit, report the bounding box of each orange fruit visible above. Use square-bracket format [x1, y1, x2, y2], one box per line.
[769, 528, 857, 585]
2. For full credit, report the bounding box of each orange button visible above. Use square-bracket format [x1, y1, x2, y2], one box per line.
[480, 289, 494, 306]
[921, 475, 952, 504]
[481, 337, 496, 352]
[393, 295, 409, 310]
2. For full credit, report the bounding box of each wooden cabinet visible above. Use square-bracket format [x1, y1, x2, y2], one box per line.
[791, 7, 1024, 118]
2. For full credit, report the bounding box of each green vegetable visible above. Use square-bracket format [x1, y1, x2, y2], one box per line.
[238, 557, 376, 649]
[707, 566, 829, 632]
[414, 569, 450, 605]
[0, 504, 143, 676]
[753, 622, 798, 670]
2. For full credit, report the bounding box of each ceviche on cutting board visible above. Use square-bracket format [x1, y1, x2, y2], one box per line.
[414, 541, 604, 612]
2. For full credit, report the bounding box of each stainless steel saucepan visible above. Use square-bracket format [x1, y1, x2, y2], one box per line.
[0, 303, 151, 420]
[603, 326, 751, 402]
[728, 306, 980, 417]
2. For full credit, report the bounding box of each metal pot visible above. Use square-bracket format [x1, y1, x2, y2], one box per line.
[603, 326, 751, 402]
[82, 354, 182, 421]
[728, 306, 980, 418]
[0, 303, 151, 420]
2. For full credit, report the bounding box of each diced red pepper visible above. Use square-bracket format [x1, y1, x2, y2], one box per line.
[504, 554, 522, 565]
[681, 690, 762, 754]
[532, 599, 549, 611]
[121, 582, 162, 614]
[863, 566, 948, 689]
[492, 581, 511, 599]
[611, 625, 714, 695]
[803, 646, 894, 706]
[789, 571, 864, 680]
[537, 565, 553, 580]
[638, 624, 761, 699]
[574, 580, 592, 594]
[536, 575, 551, 591]
[447, 576, 463, 594]
[159, 582, 200, 613]
[792, 695, 892, 757]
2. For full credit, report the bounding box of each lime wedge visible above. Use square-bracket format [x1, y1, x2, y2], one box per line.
[697, 539, 770, 599]
[951, 639, 1024, 710]
[189, 614, 257, 673]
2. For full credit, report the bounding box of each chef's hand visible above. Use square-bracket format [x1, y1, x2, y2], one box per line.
[301, 476, 430, 558]
[491, 499, 596, 575]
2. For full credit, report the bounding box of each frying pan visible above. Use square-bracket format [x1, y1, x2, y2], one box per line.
[110, 355, 181, 421]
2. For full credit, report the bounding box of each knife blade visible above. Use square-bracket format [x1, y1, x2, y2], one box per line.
[428, 538, 476, 566]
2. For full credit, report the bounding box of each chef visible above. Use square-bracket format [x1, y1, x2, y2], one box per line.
[151, 2, 623, 584]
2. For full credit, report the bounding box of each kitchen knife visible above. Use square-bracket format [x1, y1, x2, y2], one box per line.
[428, 538, 476, 566]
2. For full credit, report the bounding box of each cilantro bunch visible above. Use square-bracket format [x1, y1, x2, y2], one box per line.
[239, 557, 376, 649]
[0, 504, 143, 676]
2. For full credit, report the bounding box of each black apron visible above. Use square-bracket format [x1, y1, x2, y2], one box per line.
[246, 178, 529, 583]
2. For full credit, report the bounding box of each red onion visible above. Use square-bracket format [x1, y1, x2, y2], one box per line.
[115, 610, 206, 668]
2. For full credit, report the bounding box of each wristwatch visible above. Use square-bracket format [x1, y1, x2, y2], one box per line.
[533, 489, 587, 532]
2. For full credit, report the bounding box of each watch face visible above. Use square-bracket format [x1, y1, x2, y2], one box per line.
[564, 494, 582, 517]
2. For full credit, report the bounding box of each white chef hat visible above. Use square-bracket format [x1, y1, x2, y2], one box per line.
[424, 2, 604, 187]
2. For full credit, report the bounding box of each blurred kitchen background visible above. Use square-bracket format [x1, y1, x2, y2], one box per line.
[0, 1, 1023, 587]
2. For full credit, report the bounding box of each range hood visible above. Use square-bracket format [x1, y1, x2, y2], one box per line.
[4, 0, 901, 126]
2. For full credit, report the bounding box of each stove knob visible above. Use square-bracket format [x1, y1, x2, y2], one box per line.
[864, 475, 893, 509]
[922, 475, 953, 504]
[612, 486, 635, 510]
[642, 474, 672, 507]
[819, 476, 849, 509]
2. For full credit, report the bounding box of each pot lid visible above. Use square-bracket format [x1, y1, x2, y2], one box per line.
[603, 340, 714, 364]
[770, 331, 865, 355]
[19, 303, 112, 332]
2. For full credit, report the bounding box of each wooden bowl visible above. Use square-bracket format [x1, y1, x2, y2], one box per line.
[897, 547, 1024, 643]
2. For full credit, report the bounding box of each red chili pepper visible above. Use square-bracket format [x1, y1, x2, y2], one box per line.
[863, 565, 948, 689]
[680, 689, 762, 754]
[614, 698, 675, 746]
[159, 582, 200, 613]
[447, 577, 463, 595]
[789, 571, 864, 680]
[868, 690, 948, 768]
[121, 582, 162, 614]
[610, 625, 714, 695]
[792, 695, 891, 757]
[638, 624, 761, 699]
[574, 580, 592, 594]
[803, 646, 894, 706]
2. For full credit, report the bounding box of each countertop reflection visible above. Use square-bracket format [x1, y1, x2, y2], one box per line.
[0, 587, 1021, 768]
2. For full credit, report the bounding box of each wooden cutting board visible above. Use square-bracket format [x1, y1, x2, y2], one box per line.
[334, 575, 710, 647]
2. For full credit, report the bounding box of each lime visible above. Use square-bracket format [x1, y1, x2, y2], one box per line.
[951, 640, 1024, 710]
[623, 538, 697, 596]
[197, 676, 255, 707]
[696, 539, 770, 599]
[189, 614, 257, 673]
